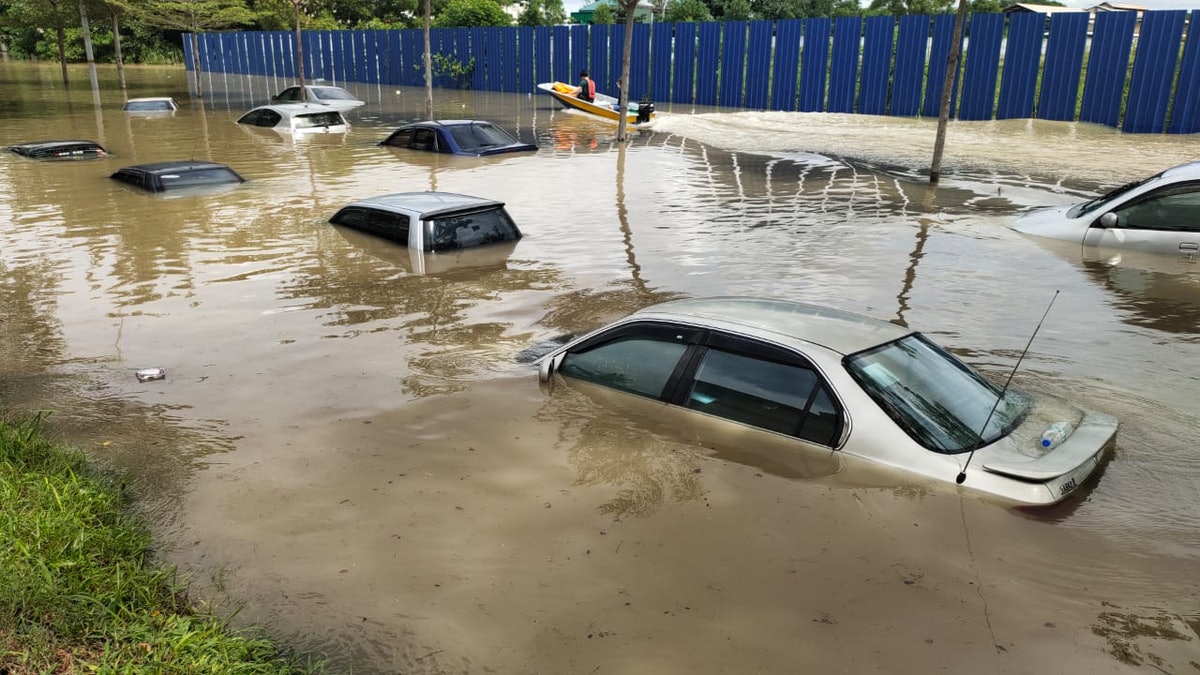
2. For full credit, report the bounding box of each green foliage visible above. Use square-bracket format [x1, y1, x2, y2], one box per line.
[665, 0, 711, 21]
[120, 0, 257, 33]
[866, 0, 955, 15]
[0, 414, 319, 672]
[433, 0, 510, 26]
[518, 0, 566, 26]
[591, 2, 615, 23]
[421, 52, 475, 88]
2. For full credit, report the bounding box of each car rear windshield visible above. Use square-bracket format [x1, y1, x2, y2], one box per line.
[845, 333, 1029, 454]
[426, 207, 521, 251]
[447, 123, 518, 152]
[312, 87, 357, 101]
[294, 112, 345, 128]
[125, 100, 173, 111]
[159, 168, 243, 189]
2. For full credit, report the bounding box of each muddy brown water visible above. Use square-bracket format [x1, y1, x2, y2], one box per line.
[2, 62, 1198, 672]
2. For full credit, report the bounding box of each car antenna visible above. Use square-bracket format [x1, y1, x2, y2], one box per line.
[956, 290, 1059, 485]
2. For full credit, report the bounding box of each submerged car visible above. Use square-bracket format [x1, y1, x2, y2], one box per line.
[379, 120, 536, 156]
[110, 160, 245, 193]
[1013, 160, 1200, 256]
[270, 84, 364, 111]
[535, 297, 1118, 506]
[328, 192, 522, 252]
[123, 97, 179, 112]
[236, 104, 349, 134]
[8, 140, 110, 160]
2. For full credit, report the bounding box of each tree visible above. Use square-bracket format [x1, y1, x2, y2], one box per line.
[614, 0, 635, 141]
[664, 0, 710, 22]
[433, 0, 509, 26]
[518, 0, 565, 26]
[590, 1, 614, 23]
[867, 0, 953, 15]
[6, 0, 79, 83]
[118, 0, 255, 95]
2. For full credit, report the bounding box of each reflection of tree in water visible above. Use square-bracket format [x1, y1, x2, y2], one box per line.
[535, 388, 705, 519]
[0, 260, 69, 370]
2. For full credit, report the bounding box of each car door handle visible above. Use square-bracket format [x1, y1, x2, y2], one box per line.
[1181, 242, 1199, 252]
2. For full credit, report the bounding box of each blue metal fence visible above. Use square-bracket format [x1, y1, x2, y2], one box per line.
[188, 10, 1200, 133]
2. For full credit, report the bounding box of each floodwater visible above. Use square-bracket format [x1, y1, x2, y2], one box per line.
[2, 61, 1198, 672]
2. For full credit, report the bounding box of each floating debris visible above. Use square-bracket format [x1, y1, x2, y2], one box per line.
[135, 368, 166, 382]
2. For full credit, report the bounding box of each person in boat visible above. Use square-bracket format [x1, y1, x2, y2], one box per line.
[573, 70, 595, 103]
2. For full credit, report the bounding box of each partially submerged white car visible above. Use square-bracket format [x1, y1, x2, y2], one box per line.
[1013, 160, 1200, 256]
[270, 84, 365, 111]
[535, 297, 1117, 506]
[236, 104, 349, 135]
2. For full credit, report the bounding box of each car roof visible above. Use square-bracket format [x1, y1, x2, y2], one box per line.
[245, 103, 346, 117]
[404, 120, 496, 128]
[343, 192, 505, 218]
[116, 160, 234, 175]
[628, 297, 912, 356]
[1158, 160, 1200, 181]
[10, 140, 105, 151]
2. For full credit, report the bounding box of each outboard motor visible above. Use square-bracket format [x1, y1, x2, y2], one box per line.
[636, 95, 655, 124]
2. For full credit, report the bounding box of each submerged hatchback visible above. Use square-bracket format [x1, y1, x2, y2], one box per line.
[110, 160, 245, 193]
[535, 297, 1117, 506]
[236, 104, 349, 134]
[9, 140, 110, 160]
[329, 192, 521, 252]
[1013, 160, 1200, 256]
[379, 120, 536, 156]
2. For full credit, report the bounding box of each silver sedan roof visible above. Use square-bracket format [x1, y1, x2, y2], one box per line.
[344, 192, 504, 219]
[628, 297, 912, 355]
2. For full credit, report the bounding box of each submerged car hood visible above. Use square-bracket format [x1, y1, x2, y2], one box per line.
[1011, 203, 1086, 241]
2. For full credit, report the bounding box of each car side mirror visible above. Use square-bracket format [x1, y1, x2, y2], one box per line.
[1099, 212, 1118, 228]
[537, 354, 564, 395]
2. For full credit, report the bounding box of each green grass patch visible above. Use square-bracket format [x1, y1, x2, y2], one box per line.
[0, 412, 319, 674]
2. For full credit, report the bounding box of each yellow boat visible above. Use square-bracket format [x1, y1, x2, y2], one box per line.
[537, 82, 656, 125]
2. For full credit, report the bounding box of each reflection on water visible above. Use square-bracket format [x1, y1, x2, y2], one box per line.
[2, 62, 1200, 673]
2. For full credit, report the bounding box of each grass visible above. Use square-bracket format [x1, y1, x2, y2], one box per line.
[0, 412, 319, 674]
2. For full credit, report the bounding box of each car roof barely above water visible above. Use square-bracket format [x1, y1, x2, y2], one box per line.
[631, 297, 912, 355]
[349, 192, 504, 218]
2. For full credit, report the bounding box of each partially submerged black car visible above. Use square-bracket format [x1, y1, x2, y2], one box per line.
[110, 160, 245, 193]
[379, 120, 536, 156]
[9, 140, 110, 160]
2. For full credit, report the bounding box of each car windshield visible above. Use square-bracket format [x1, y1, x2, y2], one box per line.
[126, 100, 172, 111]
[1069, 174, 1160, 218]
[845, 334, 1029, 454]
[447, 123, 518, 151]
[293, 112, 345, 128]
[312, 87, 356, 101]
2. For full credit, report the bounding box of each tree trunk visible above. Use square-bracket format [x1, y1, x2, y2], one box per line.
[112, 12, 126, 90]
[614, 8, 636, 141]
[56, 27, 68, 85]
[294, 2, 306, 100]
[930, 0, 968, 184]
[79, 1, 99, 92]
[190, 30, 203, 97]
[423, 0, 433, 120]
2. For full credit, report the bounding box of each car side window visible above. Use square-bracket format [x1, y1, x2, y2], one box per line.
[384, 129, 414, 148]
[281, 88, 299, 102]
[1112, 183, 1200, 233]
[560, 324, 699, 399]
[685, 345, 840, 445]
[411, 129, 437, 152]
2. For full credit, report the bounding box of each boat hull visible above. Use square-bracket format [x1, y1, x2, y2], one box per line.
[536, 82, 654, 125]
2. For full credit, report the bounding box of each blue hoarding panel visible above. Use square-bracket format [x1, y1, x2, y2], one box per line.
[471, 28, 487, 90]
[535, 26, 552, 86]
[590, 25, 609, 91]
[1169, 12, 1200, 133]
[553, 26, 571, 83]
[571, 25, 589, 82]
[996, 13, 1044, 119]
[720, 22, 748, 108]
[1079, 11, 1136, 127]
[696, 22, 721, 106]
[672, 22, 697, 104]
[183, 33, 193, 72]
[744, 21, 773, 109]
[652, 22, 673, 102]
[631, 23, 651, 99]
[770, 19, 801, 111]
[518, 26, 535, 93]
[958, 13, 1004, 120]
[484, 27, 502, 90]
[1037, 12, 1086, 121]
[799, 18, 830, 112]
[891, 15, 928, 116]
[827, 17, 862, 113]
[608, 24, 623, 95]
[1124, 10, 1186, 132]
[860, 15, 894, 115]
[923, 14, 960, 118]
[500, 28, 517, 91]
